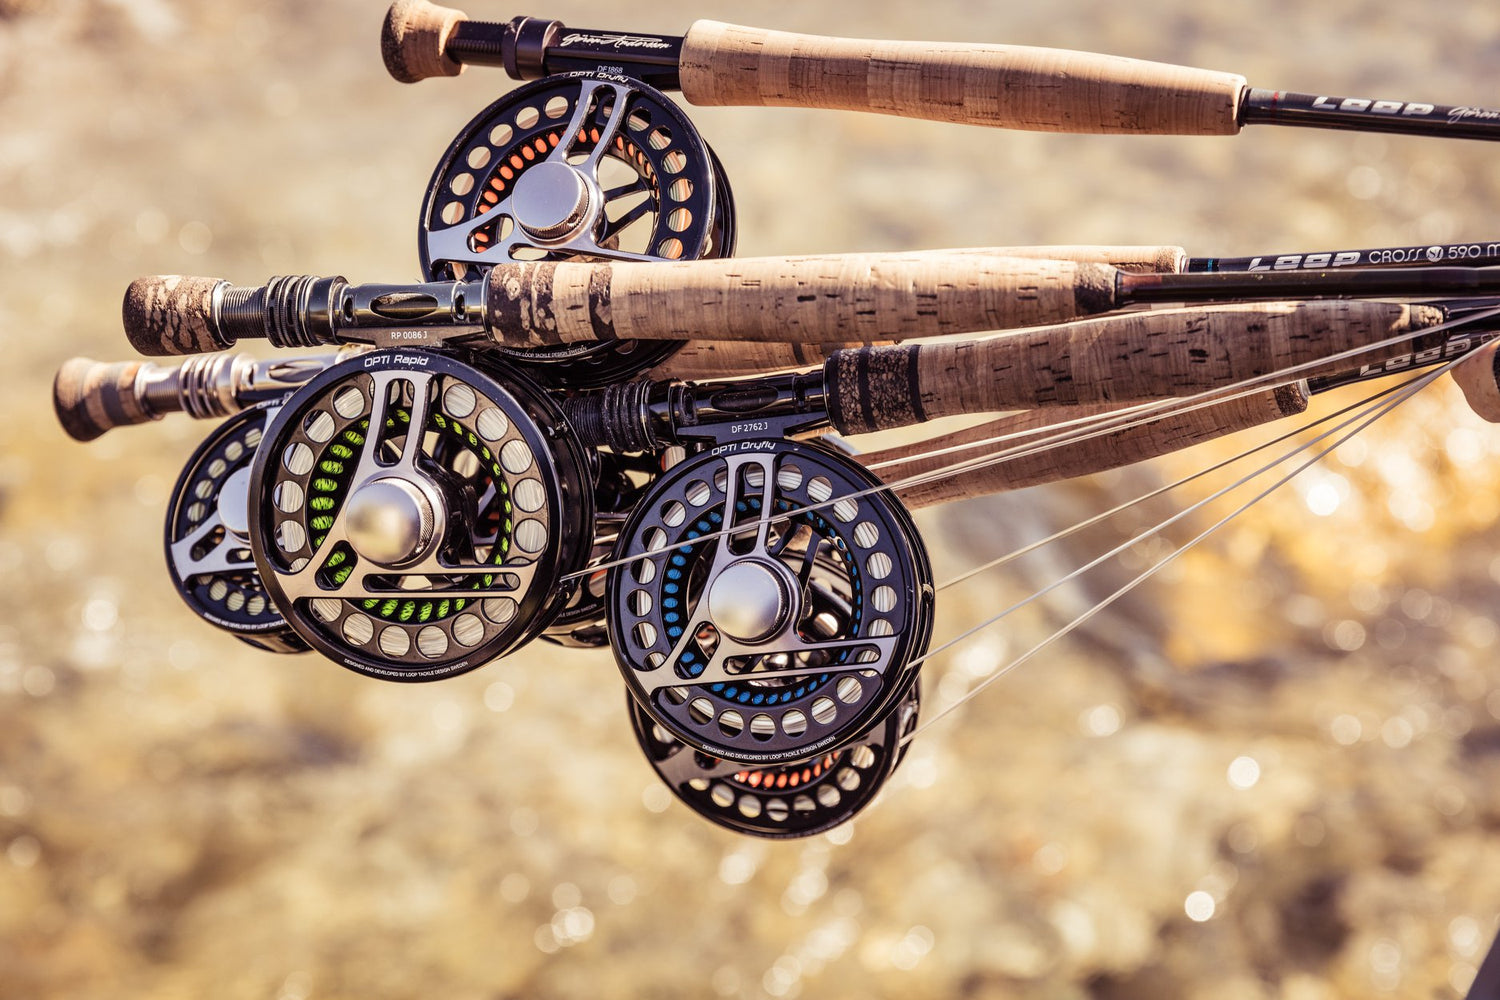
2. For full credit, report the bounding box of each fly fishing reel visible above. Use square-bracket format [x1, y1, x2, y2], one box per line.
[608, 436, 935, 766]
[630, 630, 920, 839]
[247, 350, 594, 680]
[420, 72, 736, 386]
[165, 401, 306, 654]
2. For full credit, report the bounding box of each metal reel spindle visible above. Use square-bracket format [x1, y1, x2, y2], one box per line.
[420, 72, 736, 387]
[165, 401, 307, 654]
[631, 640, 921, 839]
[248, 351, 594, 680]
[609, 438, 934, 766]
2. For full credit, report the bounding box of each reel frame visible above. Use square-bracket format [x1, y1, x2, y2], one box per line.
[419, 72, 737, 387]
[607, 424, 935, 767]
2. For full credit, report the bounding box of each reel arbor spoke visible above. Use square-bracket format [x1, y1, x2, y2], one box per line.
[168, 512, 245, 579]
[641, 636, 905, 694]
[555, 78, 631, 175]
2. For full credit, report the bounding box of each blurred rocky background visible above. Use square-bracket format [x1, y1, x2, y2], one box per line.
[3, 1, 1500, 997]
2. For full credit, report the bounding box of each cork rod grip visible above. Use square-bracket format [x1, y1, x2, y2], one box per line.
[382, 0, 466, 83]
[868, 388, 1308, 510]
[122, 275, 230, 357]
[649, 246, 1187, 379]
[53, 358, 155, 442]
[484, 251, 1118, 347]
[679, 21, 1246, 135]
[824, 300, 1444, 434]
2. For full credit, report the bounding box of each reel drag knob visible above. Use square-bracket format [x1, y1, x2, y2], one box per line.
[509, 161, 592, 242]
[707, 561, 788, 643]
[343, 477, 441, 566]
[248, 350, 594, 680]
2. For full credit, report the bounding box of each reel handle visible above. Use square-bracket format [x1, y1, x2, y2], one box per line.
[53, 358, 158, 441]
[867, 388, 1309, 509]
[822, 300, 1445, 434]
[679, 22, 1246, 135]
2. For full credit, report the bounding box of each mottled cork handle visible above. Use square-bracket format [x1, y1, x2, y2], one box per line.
[1451, 340, 1500, 421]
[382, 0, 466, 83]
[122, 275, 229, 357]
[823, 301, 1444, 435]
[866, 388, 1308, 509]
[680, 21, 1246, 135]
[483, 251, 1119, 348]
[53, 358, 154, 442]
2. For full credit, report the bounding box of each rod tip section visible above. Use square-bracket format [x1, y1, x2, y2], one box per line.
[122, 275, 227, 357]
[53, 357, 150, 442]
[1451, 341, 1500, 422]
[382, 0, 466, 83]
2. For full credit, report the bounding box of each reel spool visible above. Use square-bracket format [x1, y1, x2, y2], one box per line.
[248, 350, 594, 680]
[420, 73, 737, 387]
[608, 438, 934, 767]
[165, 401, 307, 654]
[630, 634, 921, 839]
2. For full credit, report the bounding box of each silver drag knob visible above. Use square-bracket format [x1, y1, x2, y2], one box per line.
[707, 560, 789, 644]
[344, 477, 438, 567]
[510, 161, 591, 241]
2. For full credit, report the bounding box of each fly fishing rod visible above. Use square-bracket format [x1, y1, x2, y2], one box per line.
[382, 1, 1500, 141]
[118, 254, 1500, 359]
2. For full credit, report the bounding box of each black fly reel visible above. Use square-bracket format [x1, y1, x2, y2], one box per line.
[630, 637, 921, 839]
[608, 438, 935, 767]
[247, 350, 594, 681]
[420, 72, 736, 387]
[164, 400, 306, 654]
